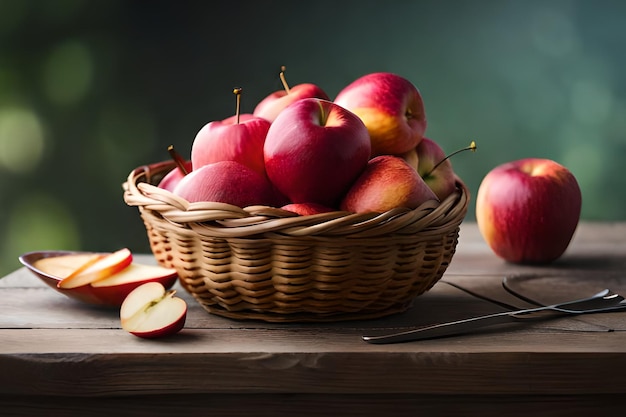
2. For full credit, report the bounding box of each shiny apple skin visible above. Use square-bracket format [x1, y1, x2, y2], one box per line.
[281, 202, 337, 216]
[173, 160, 281, 207]
[190, 114, 270, 177]
[416, 137, 457, 201]
[334, 72, 427, 156]
[253, 83, 330, 123]
[128, 311, 187, 339]
[476, 158, 582, 264]
[340, 155, 439, 213]
[264, 98, 371, 207]
[158, 160, 192, 192]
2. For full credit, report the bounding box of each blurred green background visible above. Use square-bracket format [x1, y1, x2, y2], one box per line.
[1, 0, 625, 276]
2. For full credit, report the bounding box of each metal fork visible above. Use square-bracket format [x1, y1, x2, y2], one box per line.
[362, 289, 626, 344]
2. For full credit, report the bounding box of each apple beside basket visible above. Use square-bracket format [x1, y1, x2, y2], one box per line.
[123, 160, 469, 322]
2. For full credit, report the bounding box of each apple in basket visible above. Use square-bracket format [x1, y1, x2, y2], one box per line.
[281, 202, 337, 216]
[475, 157, 582, 264]
[399, 146, 419, 171]
[253, 66, 330, 123]
[158, 145, 192, 192]
[191, 88, 271, 176]
[173, 160, 281, 207]
[340, 155, 439, 213]
[334, 72, 427, 157]
[20, 248, 179, 306]
[120, 282, 187, 338]
[264, 97, 371, 208]
[416, 139, 477, 201]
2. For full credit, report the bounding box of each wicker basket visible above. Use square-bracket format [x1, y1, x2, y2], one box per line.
[123, 160, 470, 322]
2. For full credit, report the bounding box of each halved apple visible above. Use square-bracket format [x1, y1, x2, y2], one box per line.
[19, 250, 179, 307]
[120, 282, 187, 338]
[58, 248, 133, 289]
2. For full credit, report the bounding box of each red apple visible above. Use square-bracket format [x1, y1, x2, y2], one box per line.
[158, 160, 192, 192]
[58, 247, 133, 289]
[253, 66, 330, 122]
[334, 72, 427, 156]
[340, 155, 439, 214]
[173, 160, 280, 207]
[120, 282, 187, 338]
[416, 138, 457, 201]
[263, 98, 371, 207]
[281, 202, 336, 216]
[158, 144, 192, 192]
[190, 113, 270, 177]
[399, 147, 419, 171]
[476, 158, 582, 264]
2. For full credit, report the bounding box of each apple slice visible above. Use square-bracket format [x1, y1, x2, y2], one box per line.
[120, 282, 187, 338]
[92, 263, 178, 287]
[89, 263, 179, 306]
[34, 253, 103, 279]
[58, 248, 133, 289]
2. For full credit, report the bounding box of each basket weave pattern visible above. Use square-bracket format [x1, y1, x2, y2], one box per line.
[123, 160, 469, 322]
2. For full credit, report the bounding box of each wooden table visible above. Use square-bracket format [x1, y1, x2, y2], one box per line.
[2, 222, 626, 416]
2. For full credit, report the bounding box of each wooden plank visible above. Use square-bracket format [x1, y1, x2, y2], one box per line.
[2, 221, 626, 413]
[2, 328, 626, 396]
[4, 270, 622, 332]
[2, 393, 625, 417]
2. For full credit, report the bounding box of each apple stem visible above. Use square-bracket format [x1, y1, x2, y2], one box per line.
[425, 141, 477, 177]
[233, 87, 243, 124]
[167, 145, 189, 175]
[279, 65, 290, 94]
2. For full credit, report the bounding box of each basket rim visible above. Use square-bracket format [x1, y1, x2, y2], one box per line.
[123, 160, 470, 239]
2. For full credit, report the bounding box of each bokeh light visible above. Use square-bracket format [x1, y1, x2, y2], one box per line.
[2, 192, 81, 272]
[0, 106, 45, 174]
[94, 100, 158, 192]
[41, 40, 93, 106]
[530, 5, 580, 58]
[0, 0, 29, 35]
[570, 79, 613, 126]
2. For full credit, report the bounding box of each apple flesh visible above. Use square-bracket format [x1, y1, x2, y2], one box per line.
[120, 282, 187, 338]
[334, 72, 427, 157]
[91, 263, 177, 287]
[264, 98, 371, 207]
[33, 253, 102, 279]
[416, 137, 457, 201]
[476, 158, 582, 264]
[58, 248, 133, 289]
[340, 155, 439, 214]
